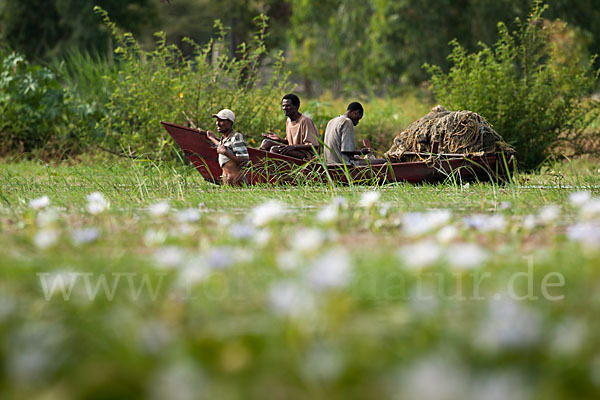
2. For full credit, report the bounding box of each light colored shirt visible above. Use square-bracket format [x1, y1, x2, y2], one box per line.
[286, 114, 319, 147]
[324, 115, 357, 165]
[218, 131, 249, 167]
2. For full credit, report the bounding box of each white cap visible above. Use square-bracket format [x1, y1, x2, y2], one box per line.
[212, 109, 235, 122]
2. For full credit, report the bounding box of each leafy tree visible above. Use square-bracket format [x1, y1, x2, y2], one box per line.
[426, 1, 600, 170]
[0, 0, 158, 60]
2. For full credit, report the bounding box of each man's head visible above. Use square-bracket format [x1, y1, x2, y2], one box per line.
[281, 93, 300, 118]
[212, 109, 235, 134]
[346, 102, 364, 126]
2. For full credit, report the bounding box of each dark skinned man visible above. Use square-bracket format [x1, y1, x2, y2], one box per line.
[259, 93, 320, 160]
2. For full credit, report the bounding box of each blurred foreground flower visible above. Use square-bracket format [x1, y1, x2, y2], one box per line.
[477, 298, 542, 351]
[358, 191, 380, 208]
[580, 199, 600, 219]
[29, 195, 50, 210]
[566, 222, 600, 250]
[70, 227, 100, 245]
[537, 205, 560, 224]
[153, 246, 185, 269]
[147, 360, 205, 400]
[268, 280, 316, 318]
[397, 354, 469, 400]
[292, 228, 326, 253]
[86, 192, 109, 215]
[398, 241, 441, 269]
[403, 210, 452, 236]
[306, 248, 352, 289]
[569, 191, 591, 207]
[144, 229, 167, 246]
[35, 207, 59, 227]
[444, 243, 488, 269]
[176, 208, 201, 223]
[463, 214, 506, 232]
[251, 200, 287, 226]
[34, 228, 59, 249]
[148, 201, 170, 217]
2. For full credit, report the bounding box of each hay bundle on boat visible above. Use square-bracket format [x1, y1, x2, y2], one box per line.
[385, 105, 515, 162]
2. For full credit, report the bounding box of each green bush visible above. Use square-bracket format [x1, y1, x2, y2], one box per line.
[425, 0, 600, 170]
[95, 7, 293, 160]
[0, 49, 74, 156]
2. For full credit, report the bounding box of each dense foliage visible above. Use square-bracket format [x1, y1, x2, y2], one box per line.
[2, 0, 599, 93]
[0, 49, 73, 156]
[426, 1, 600, 170]
[94, 7, 292, 159]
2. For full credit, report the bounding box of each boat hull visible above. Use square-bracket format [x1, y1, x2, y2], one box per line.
[161, 121, 514, 185]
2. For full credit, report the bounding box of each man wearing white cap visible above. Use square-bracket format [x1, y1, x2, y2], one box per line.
[201, 109, 249, 185]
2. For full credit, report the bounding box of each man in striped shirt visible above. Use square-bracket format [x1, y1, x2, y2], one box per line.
[203, 109, 249, 185]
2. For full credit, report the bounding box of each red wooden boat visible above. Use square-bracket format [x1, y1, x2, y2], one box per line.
[161, 121, 515, 185]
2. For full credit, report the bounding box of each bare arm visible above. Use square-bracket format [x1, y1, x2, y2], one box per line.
[201, 129, 220, 146]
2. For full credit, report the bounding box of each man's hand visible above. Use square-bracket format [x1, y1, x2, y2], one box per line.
[206, 130, 217, 140]
[262, 131, 281, 141]
[216, 144, 227, 155]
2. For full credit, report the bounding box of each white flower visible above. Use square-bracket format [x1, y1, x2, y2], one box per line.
[436, 225, 459, 244]
[34, 228, 59, 249]
[35, 207, 59, 227]
[253, 229, 272, 247]
[499, 201, 511, 210]
[522, 214, 536, 230]
[379, 202, 392, 216]
[316, 197, 347, 223]
[316, 203, 339, 223]
[29, 195, 50, 210]
[144, 229, 167, 246]
[358, 191, 380, 208]
[403, 210, 452, 236]
[471, 372, 531, 400]
[140, 320, 174, 354]
[228, 223, 255, 240]
[566, 222, 600, 250]
[398, 241, 441, 269]
[70, 227, 100, 245]
[277, 250, 301, 271]
[176, 208, 200, 223]
[551, 319, 587, 356]
[476, 298, 542, 350]
[306, 248, 352, 289]
[179, 257, 210, 284]
[148, 360, 205, 400]
[204, 247, 234, 269]
[537, 205, 560, 224]
[301, 345, 344, 383]
[251, 200, 287, 226]
[148, 201, 170, 217]
[399, 354, 469, 400]
[580, 199, 600, 219]
[463, 214, 506, 232]
[292, 228, 326, 253]
[268, 280, 315, 318]
[86, 192, 109, 215]
[444, 243, 488, 269]
[569, 191, 591, 207]
[153, 246, 185, 269]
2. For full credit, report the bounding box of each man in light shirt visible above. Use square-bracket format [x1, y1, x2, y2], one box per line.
[323, 102, 370, 165]
[259, 93, 320, 160]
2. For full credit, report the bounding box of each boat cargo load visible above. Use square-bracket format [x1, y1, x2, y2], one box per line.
[385, 105, 515, 162]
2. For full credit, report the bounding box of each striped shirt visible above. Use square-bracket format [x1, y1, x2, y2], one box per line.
[218, 131, 249, 167]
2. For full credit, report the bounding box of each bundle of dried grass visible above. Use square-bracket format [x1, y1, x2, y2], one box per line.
[385, 105, 515, 161]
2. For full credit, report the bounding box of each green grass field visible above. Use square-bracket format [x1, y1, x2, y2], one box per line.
[1, 158, 600, 399]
